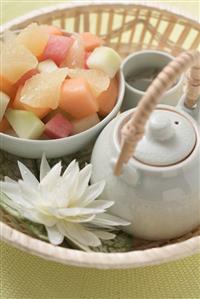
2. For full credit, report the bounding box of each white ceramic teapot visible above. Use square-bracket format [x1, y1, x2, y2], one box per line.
[91, 51, 200, 241]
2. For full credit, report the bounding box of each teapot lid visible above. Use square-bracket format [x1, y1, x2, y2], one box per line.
[134, 108, 196, 166]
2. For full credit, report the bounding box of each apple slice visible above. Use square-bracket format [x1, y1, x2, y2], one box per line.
[5, 109, 44, 139]
[37, 59, 58, 73]
[84, 52, 91, 69]
[0, 91, 10, 121]
[59, 78, 98, 119]
[1, 36, 38, 83]
[72, 113, 100, 135]
[41, 35, 73, 66]
[44, 113, 73, 139]
[17, 23, 49, 57]
[20, 68, 68, 109]
[87, 46, 121, 78]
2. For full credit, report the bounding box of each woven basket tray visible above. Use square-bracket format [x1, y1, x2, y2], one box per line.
[0, 2, 200, 269]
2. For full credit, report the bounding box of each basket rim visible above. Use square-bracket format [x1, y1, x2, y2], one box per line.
[1, 1, 200, 269]
[0, 1, 199, 35]
[1, 222, 199, 269]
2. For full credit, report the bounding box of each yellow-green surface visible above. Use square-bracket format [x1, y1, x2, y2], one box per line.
[1, 1, 200, 298]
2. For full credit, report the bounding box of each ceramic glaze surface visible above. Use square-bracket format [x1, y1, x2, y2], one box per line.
[91, 105, 200, 240]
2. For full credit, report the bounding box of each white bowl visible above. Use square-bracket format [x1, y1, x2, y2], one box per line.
[0, 72, 125, 158]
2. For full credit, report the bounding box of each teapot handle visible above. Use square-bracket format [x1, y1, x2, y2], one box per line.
[114, 50, 200, 176]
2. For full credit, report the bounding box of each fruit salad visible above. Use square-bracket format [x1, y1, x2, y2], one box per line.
[0, 23, 121, 139]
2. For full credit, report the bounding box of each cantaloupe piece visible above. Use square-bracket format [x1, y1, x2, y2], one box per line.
[40, 24, 63, 36]
[0, 117, 10, 133]
[0, 74, 17, 99]
[5, 109, 45, 139]
[14, 69, 39, 88]
[0, 91, 10, 121]
[59, 78, 98, 119]
[80, 32, 103, 52]
[13, 86, 50, 119]
[72, 113, 100, 135]
[67, 68, 110, 97]
[97, 77, 118, 117]
[17, 23, 49, 57]
[0, 36, 38, 83]
[20, 68, 68, 109]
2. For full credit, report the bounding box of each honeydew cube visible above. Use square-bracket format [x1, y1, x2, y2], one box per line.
[37, 59, 58, 73]
[87, 46, 121, 78]
[72, 113, 100, 135]
[5, 109, 44, 139]
[0, 91, 10, 121]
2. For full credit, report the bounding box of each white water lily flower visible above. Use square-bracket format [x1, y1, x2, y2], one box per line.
[1, 156, 129, 251]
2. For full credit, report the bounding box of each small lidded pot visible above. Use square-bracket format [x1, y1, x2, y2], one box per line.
[91, 51, 200, 240]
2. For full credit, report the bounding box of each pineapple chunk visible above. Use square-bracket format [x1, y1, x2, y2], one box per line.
[20, 68, 68, 109]
[37, 59, 58, 73]
[17, 23, 49, 57]
[0, 36, 38, 83]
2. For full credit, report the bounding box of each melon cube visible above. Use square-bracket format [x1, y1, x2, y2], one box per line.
[0, 117, 10, 133]
[44, 113, 73, 139]
[0, 91, 10, 121]
[17, 23, 49, 57]
[5, 109, 44, 139]
[80, 32, 103, 52]
[72, 113, 100, 135]
[59, 78, 98, 119]
[61, 34, 84, 68]
[87, 46, 121, 78]
[37, 59, 58, 73]
[1, 36, 38, 83]
[13, 86, 50, 119]
[97, 77, 118, 117]
[41, 35, 73, 66]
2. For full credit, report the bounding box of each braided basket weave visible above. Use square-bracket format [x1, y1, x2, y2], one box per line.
[0, 2, 200, 269]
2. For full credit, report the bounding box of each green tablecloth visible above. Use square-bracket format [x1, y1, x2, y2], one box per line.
[1, 1, 200, 298]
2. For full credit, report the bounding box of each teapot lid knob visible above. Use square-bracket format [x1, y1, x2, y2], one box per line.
[148, 114, 175, 141]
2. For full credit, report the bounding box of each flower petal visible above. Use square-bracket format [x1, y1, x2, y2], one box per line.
[63, 214, 95, 223]
[58, 222, 101, 247]
[18, 161, 39, 187]
[4, 176, 15, 183]
[40, 154, 51, 181]
[76, 164, 92, 198]
[91, 230, 116, 240]
[63, 160, 78, 178]
[49, 207, 104, 217]
[46, 225, 64, 245]
[91, 213, 130, 227]
[87, 200, 114, 210]
[40, 161, 62, 190]
[80, 181, 105, 207]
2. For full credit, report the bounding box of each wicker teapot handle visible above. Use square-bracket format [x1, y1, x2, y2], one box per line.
[114, 50, 200, 176]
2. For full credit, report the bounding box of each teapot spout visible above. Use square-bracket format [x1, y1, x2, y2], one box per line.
[177, 95, 200, 122]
